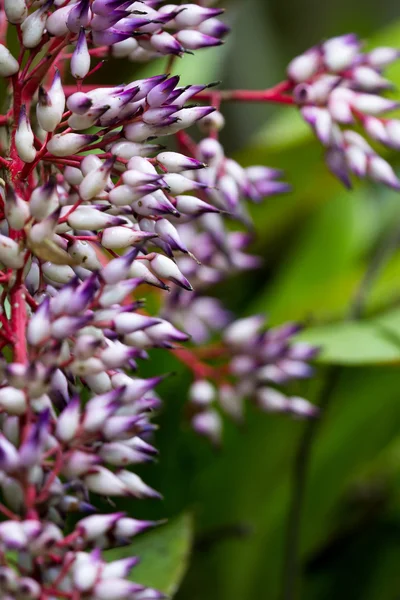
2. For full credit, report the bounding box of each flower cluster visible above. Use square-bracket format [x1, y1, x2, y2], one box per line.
[185, 316, 319, 445]
[287, 34, 400, 189]
[0, 0, 397, 595]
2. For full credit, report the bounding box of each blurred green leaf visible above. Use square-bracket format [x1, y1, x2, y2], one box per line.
[296, 321, 400, 364]
[105, 514, 193, 597]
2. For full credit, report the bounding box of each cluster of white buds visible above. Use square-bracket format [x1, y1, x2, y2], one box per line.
[186, 316, 319, 444]
[287, 34, 400, 188]
[0, 0, 398, 594]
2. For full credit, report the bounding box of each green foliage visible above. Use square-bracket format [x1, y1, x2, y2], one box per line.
[105, 514, 194, 597]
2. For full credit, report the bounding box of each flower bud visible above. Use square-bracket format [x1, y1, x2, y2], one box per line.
[5, 187, 30, 230]
[27, 297, 51, 345]
[176, 30, 223, 49]
[67, 206, 123, 230]
[47, 132, 97, 157]
[15, 106, 36, 163]
[4, 0, 27, 24]
[36, 70, 65, 132]
[0, 234, 25, 268]
[101, 227, 156, 249]
[287, 48, 320, 82]
[0, 44, 19, 77]
[56, 397, 81, 442]
[71, 28, 91, 79]
[21, 4, 48, 48]
[189, 380, 215, 406]
[79, 157, 114, 200]
[149, 254, 192, 290]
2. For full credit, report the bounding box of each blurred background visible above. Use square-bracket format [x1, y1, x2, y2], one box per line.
[105, 2, 400, 599]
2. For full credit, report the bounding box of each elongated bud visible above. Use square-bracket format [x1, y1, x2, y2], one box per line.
[287, 48, 320, 82]
[99, 278, 143, 307]
[0, 44, 19, 77]
[176, 29, 223, 50]
[93, 579, 145, 600]
[67, 206, 124, 230]
[28, 207, 60, 244]
[79, 157, 115, 200]
[156, 151, 205, 172]
[4, 0, 27, 24]
[154, 218, 188, 253]
[5, 187, 30, 230]
[67, 0, 91, 33]
[27, 297, 51, 345]
[149, 253, 193, 290]
[101, 227, 156, 249]
[117, 469, 161, 499]
[36, 70, 65, 132]
[85, 466, 129, 496]
[46, 4, 73, 36]
[47, 133, 97, 157]
[175, 194, 219, 215]
[71, 28, 91, 79]
[15, 106, 36, 163]
[30, 177, 59, 220]
[150, 31, 184, 55]
[0, 234, 25, 268]
[21, 3, 49, 48]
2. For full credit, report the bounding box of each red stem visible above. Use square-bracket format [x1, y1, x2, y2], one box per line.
[10, 284, 28, 364]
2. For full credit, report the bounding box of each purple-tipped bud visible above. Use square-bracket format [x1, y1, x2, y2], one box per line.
[15, 105, 36, 163]
[192, 409, 222, 445]
[149, 254, 193, 290]
[157, 151, 205, 172]
[56, 396, 81, 442]
[93, 579, 145, 600]
[5, 187, 30, 231]
[47, 132, 97, 157]
[117, 469, 162, 499]
[67, 0, 91, 33]
[176, 30, 223, 50]
[27, 297, 51, 346]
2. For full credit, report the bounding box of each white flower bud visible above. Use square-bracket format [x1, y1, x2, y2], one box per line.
[46, 4, 73, 36]
[287, 49, 320, 82]
[0, 387, 27, 415]
[5, 189, 30, 230]
[56, 398, 81, 442]
[21, 6, 48, 48]
[0, 234, 25, 268]
[117, 469, 161, 499]
[15, 106, 36, 163]
[0, 44, 19, 77]
[85, 466, 128, 496]
[71, 28, 91, 79]
[79, 159, 113, 200]
[101, 226, 154, 249]
[352, 94, 399, 115]
[47, 133, 96, 157]
[322, 34, 359, 72]
[189, 380, 215, 406]
[223, 315, 264, 347]
[4, 0, 27, 23]
[150, 254, 192, 290]
[27, 298, 51, 346]
[68, 240, 102, 270]
[42, 261, 75, 284]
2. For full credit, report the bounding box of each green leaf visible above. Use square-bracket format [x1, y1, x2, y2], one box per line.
[296, 321, 400, 365]
[104, 514, 193, 597]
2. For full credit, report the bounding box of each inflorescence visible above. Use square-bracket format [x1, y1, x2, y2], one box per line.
[0, 1, 396, 597]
